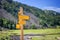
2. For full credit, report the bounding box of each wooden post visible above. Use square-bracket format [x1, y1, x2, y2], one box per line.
[20, 24, 24, 40]
[20, 7, 24, 40]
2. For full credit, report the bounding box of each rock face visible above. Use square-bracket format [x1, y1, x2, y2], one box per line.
[24, 12, 40, 28]
[0, 9, 40, 28]
[0, 8, 17, 23]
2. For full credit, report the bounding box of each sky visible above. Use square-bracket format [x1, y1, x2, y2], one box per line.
[13, 0, 60, 12]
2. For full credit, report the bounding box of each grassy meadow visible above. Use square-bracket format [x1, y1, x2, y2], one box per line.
[0, 29, 60, 40]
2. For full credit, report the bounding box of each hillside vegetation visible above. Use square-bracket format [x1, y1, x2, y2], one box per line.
[0, 0, 60, 29]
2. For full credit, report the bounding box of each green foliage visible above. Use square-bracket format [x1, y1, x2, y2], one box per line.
[30, 24, 37, 29]
[0, 0, 60, 29]
[0, 18, 16, 29]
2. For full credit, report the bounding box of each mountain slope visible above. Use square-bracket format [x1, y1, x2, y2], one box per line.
[0, 8, 17, 23]
[0, 0, 60, 29]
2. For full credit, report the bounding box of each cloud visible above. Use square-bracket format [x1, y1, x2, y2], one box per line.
[41, 7, 60, 12]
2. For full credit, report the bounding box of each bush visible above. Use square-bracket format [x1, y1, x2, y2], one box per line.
[30, 24, 37, 29]
[57, 26, 60, 29]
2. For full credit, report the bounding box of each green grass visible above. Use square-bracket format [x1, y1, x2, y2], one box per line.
[7, 29, 60, 35]
[0, 32, 11, 40]
[32, 35, 60, 40]
[0, 29, 60, 40]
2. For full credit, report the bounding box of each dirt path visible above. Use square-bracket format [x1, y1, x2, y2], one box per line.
[10, 34, 43, 40]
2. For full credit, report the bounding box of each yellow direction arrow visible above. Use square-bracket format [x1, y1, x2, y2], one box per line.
[18, 15, 30, 20]
[16, 24, 20, 29]
[18, 20, 26, 25]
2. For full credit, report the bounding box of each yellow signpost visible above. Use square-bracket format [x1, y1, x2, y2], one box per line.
[19, 15, 30, 20]
[18, 20, 26, 25]
[16, 7, 30, 40]
[16, 24, 20, 29]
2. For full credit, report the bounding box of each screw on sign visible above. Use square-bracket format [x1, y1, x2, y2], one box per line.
[16, 7, 30, 40]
